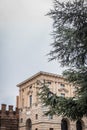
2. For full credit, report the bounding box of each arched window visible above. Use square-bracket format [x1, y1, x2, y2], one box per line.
[76, 120, 82, 130]
[26, 119, 32, 130]
[61, 119, 68, 130]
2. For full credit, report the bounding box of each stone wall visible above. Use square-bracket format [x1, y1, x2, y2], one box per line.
[17, 71, 87, 130]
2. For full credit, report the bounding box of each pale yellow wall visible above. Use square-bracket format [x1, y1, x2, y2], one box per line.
[17, 72, 87, 130]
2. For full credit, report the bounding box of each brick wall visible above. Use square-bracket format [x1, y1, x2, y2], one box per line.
[0, 104, 19, 130]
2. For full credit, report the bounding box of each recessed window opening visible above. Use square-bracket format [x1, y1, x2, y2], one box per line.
[30, 86, 32, 89]
[60, 84, 65, 87]
[76, 120, 82, 130]
[29, 95, 32, 107]
[48, 81, 51, 84]
[49, 128, 53, 130]
[61, 119, 68, 130]
[35, 114, 38, 119]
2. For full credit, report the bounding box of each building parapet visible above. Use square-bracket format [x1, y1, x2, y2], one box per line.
[0, 104, 19, 118]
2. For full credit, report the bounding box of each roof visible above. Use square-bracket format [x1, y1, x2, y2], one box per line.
[17, 71, 63, 87]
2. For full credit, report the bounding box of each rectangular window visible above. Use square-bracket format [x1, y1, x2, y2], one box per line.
[35, 114, 38, 119]
[48, 81, 51, 84]
[49, 128, 53, 130]
[20, 118, 23, 123]
[30, 95, 32, 107]
[22, 98, 24, 107]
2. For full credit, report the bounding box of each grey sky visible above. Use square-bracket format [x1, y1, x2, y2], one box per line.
[0, 0, 67, 108]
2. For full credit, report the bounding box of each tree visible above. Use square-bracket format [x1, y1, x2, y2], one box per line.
[39, 0, 87, 120]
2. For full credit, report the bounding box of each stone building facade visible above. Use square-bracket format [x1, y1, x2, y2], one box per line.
[0, 104, 19, 130]
[17, 71, 87, 130]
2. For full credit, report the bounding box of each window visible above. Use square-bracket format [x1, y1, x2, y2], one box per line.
[61, 93, 65, 97]
[48, 81, 51, 84]
[35, 114, 38, 119]
[29, 95, 32, 107]
[26, 119, 32, 130]
[22, 89, 24, 92]
[37, 80, 40, 85]
[19, 108, 23, 112]
[20, 118, 23, 123]
[22, 98, 24, 107]
[76, 120, 82, 130]
[30, 86, 32, 89]
[49, 128, 53, 130]
[61, 119, 68, 130]
[48, 114, 53, 119]
[35, 129, 38, 130]
[60, 84, 65, 87]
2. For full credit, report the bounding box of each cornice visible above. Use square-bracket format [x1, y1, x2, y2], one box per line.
[17, 71, 64, 87]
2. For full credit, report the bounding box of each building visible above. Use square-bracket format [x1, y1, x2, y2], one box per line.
[17, 71, 87, 130]
[0, 104, 19, 130]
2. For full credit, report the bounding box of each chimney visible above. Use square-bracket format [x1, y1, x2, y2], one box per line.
[1, 104, 6, 112]
[16, 96, 19, 108]
[9, 105, 13, 112]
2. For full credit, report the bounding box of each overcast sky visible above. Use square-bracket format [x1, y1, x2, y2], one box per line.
[0, 0, 67, 108]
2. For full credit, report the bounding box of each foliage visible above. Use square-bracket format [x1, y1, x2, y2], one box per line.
[48, 0, 87, 67]
[39, 82, 87, 120]
[39, 0, 87, 120]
